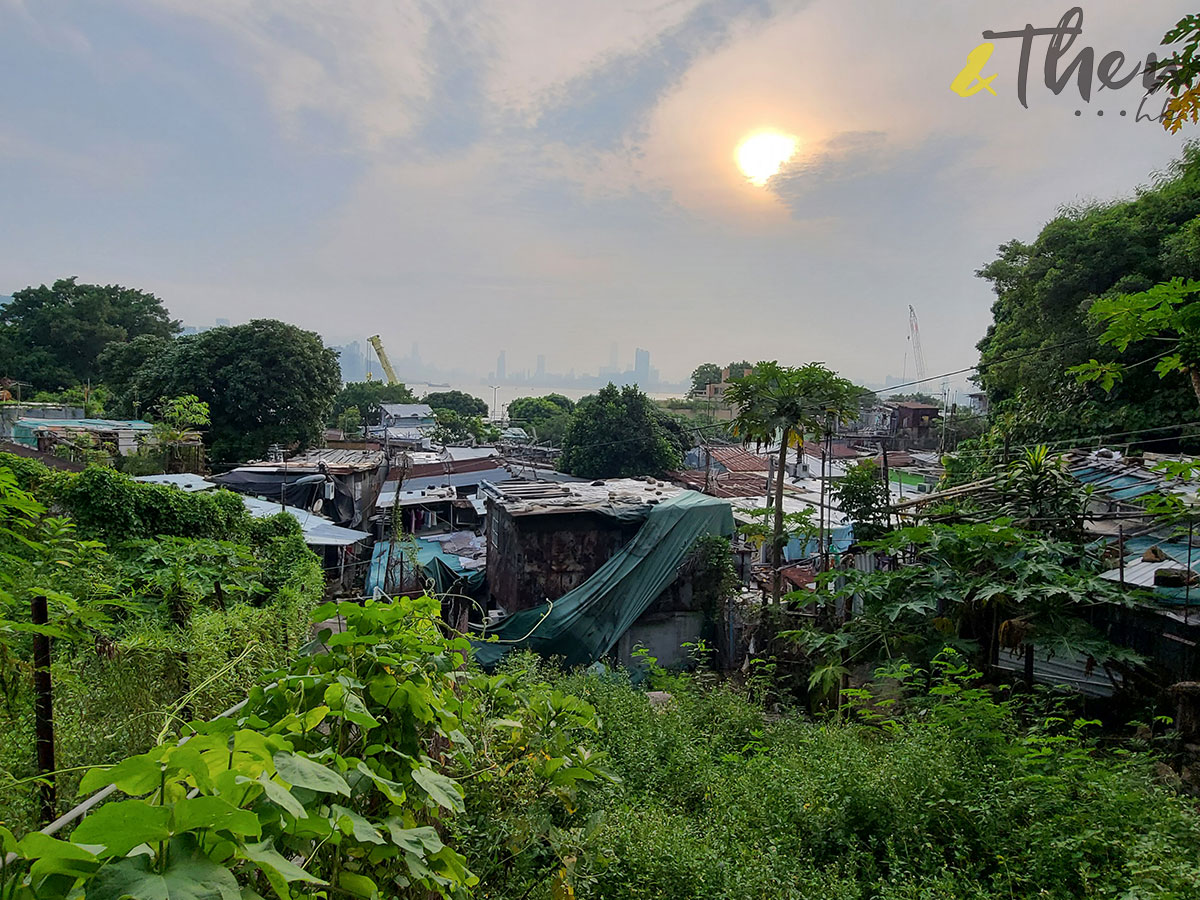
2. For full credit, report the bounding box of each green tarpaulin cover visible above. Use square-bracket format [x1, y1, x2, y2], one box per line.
[473, 491, 733, 669]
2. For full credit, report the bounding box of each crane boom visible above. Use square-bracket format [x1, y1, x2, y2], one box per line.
[367, 334, 399, 386]
[907, 305, 928, 383]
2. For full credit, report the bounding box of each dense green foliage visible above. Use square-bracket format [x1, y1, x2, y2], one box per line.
[728, 361, 862, 600]
[1, 598, 614, 900]
[560, 384, 682, 478]
[508, 395, 576, 446]
[330, 381, 418, 426]
[466, 653, 1200, 899]
[688, 361, 754, 396]
[0, 278, 178, 391]
[430, 411, 499, 446]
[423, 391, 488, 418]
[831, 460, 891, 543]
[975, 146, 1200, 449]
[118, 320, 342, 462]
[0, 458, 324, 832]
[795, 521, 1142, 700]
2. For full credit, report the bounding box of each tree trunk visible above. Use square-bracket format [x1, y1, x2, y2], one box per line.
[772, 427, 790, 604]
[1190, 367, 1200, 407]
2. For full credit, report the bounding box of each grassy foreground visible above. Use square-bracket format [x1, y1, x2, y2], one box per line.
[456, 655, 1200, 900]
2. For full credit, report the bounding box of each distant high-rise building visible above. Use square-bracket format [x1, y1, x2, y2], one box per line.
[634, 348, 650, 385]
[497, 350, 507, 381]
[333, 341, 367, 384]
[215, 318, 230, 327]
[535, 354, 546, 379]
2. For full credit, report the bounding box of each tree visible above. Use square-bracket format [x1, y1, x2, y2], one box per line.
[689, 363, 721, 396]
[540, 393, 575, 414]
[831, 460, 892, 543]
[508, 397, 572, 445]
[127, 320, 340, 463]
[1069, 278, 1200, 406]
[336, 406, 363, 439]
[1151, 14, 1200, 133]
[329, 381, 416, 426]
[560, 384, 681, 478]
[430, 410, 499, 446]
[97, 334, 172, 415]
[0, 278, 179, 390]
[725, 361, 754, 380]
[798, 521, 1142, 690]
[148, 394, 210, 473]
[975, 147, 1200, 450]
[727, 362, 862, 602]
[423, 390, 488, 417]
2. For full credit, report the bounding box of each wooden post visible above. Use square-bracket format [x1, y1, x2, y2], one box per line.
[1118, 525, 1126, 588]
[31, 593, 56, 824]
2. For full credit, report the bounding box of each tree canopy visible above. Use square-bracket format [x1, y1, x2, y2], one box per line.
[0, 278, 179, 390]
[423, 390, 488, 418]
[507, 396, 574, 446]
[126, 320, 341, 463]
[728, 361, 862, 600]
[975, 145, 1200, 449]
[559, 384, 681, 478]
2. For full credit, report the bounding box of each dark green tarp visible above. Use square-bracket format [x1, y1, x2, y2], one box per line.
[473, 491, 733, 668]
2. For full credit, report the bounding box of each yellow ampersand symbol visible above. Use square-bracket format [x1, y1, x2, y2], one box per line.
[951, 42, 998, 97]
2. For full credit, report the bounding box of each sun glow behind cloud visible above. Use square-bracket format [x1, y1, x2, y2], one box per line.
[736, 131, 797, 186]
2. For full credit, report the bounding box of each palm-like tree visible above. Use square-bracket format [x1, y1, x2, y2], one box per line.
[727, 362, 862, 601]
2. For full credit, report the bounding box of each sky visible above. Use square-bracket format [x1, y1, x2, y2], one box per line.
[1, 0, 1196, 391]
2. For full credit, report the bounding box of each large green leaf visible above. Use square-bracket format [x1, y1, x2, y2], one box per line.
[171, 796, 261, 837]
[411, 766, 464, 814]
[88, 846, 241, 900]
[240, 839, 326, 885]
[272, 752, 350, 796]
[256, 772, 307, 819]
[71, 799, 171, 857]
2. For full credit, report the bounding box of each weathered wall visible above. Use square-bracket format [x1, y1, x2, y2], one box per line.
[486, 506, 643, 612]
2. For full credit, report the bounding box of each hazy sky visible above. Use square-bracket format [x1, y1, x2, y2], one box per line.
[1, 1, 1195, 389]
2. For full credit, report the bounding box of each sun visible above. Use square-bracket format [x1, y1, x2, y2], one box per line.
[736, 131, 798, 187]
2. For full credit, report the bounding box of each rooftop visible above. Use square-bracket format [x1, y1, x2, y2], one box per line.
[16, 417, 152, 430]
[380, 403, 434, 419]
[481, 476, 685, 516]
[708, 446, 769, 472]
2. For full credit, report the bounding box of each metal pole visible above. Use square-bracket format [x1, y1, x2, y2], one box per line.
[31, 593, 56, 824]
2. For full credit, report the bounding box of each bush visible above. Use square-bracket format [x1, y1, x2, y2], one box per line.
[459, 659, 1200, 899]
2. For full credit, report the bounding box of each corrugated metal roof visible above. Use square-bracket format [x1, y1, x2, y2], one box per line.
[17, 417, 152, 430]
[708, 446, 769, 472]
[240, 496, 369, 545]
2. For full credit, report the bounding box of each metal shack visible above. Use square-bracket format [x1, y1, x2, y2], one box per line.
[478, 479, 734, 669]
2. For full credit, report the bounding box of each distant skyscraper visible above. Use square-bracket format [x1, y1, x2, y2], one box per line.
[497, 350, 507, 381]
[215, 318, 230, 327]
[535, 354, 546, 379]
[634, 348, 650, 385]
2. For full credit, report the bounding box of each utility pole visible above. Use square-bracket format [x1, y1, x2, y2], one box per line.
[31, 593, 55, 824]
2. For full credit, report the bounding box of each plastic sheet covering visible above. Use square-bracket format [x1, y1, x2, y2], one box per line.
[472, 491, 733, 669]
[367, 535, 486, 596]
